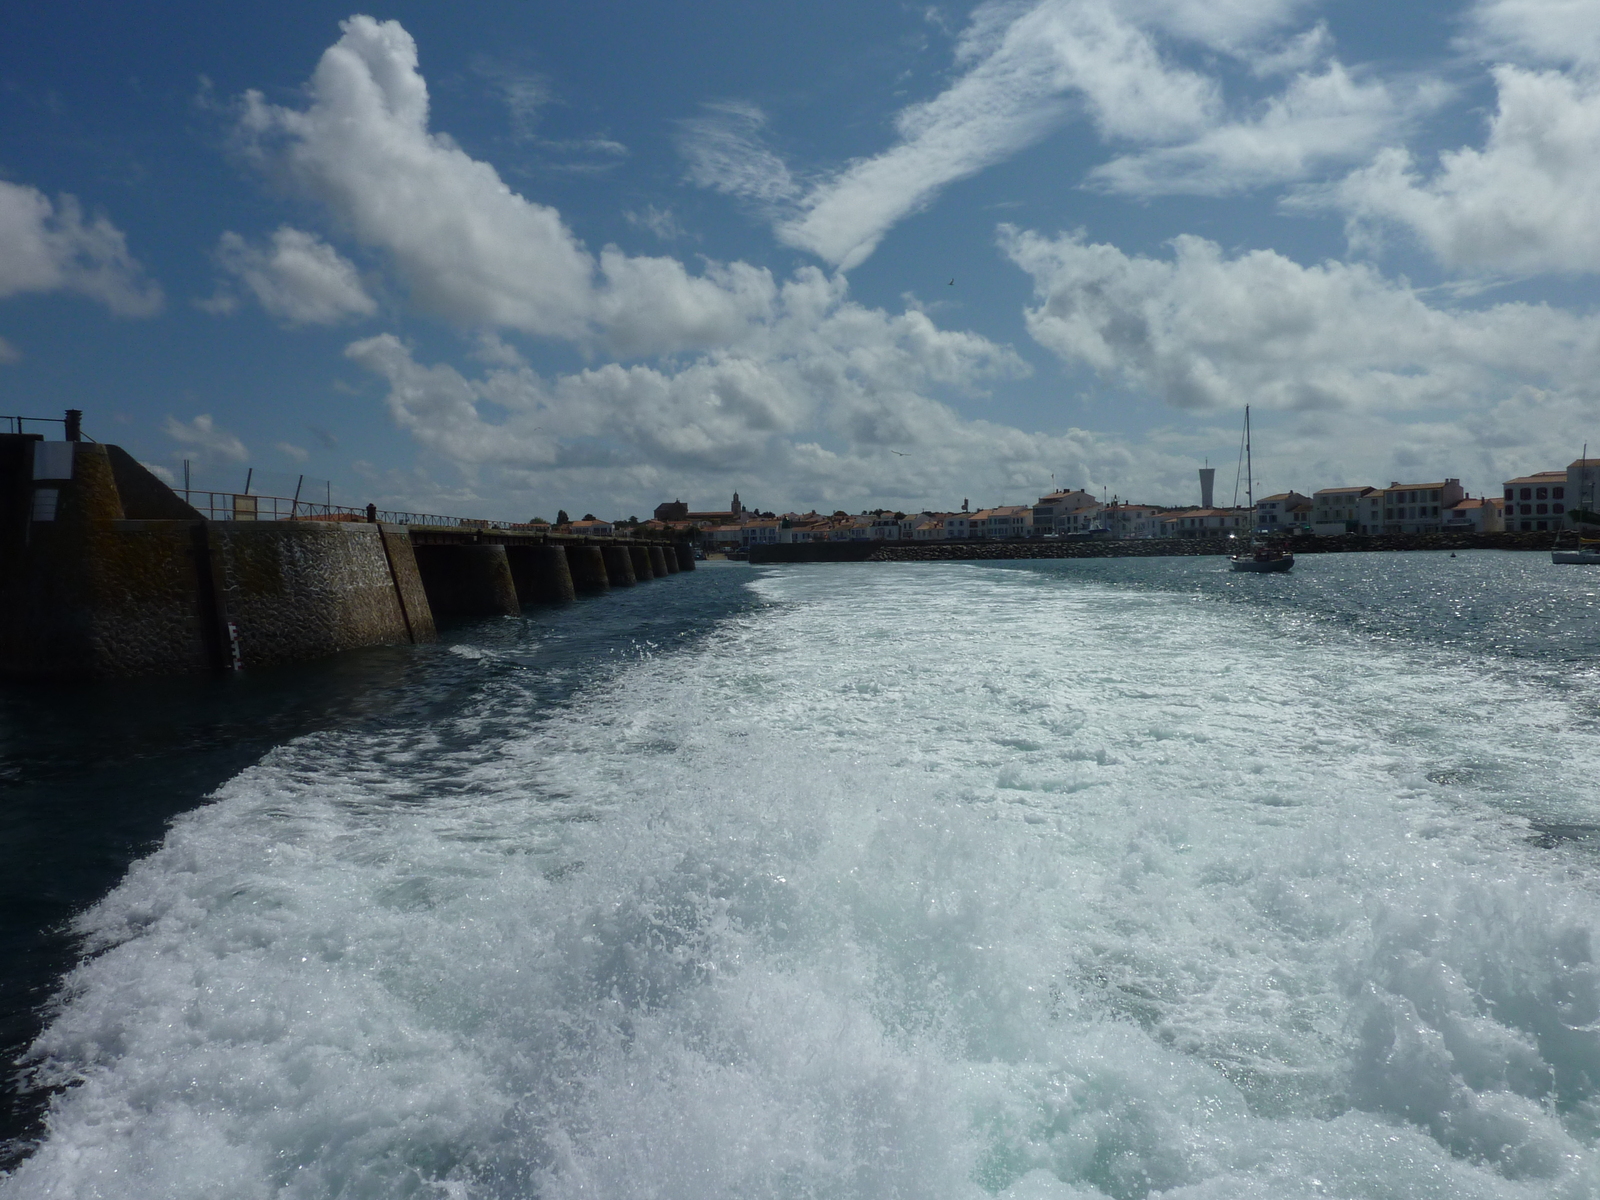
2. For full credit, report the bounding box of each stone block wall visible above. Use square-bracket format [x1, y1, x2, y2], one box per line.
[0, 440, 436, 680]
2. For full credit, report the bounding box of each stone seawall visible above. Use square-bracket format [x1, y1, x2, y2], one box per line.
[750, 530, 1562, 565]
[210, 522, 430, 668]
[0, 437, 434, 680]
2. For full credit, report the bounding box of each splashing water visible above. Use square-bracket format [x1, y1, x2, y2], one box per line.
[5, 555, 1600, 1199]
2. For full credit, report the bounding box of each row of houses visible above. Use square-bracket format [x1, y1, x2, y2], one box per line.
[1260, 457, 1599, 536]
[615, 459, 1600, 548]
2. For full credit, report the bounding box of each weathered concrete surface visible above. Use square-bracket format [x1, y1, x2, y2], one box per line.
[649, 545, 672, 576]
[377, 523, 437, 644]
[211, 521, 422, 667]
[602, 545, 637, 586]
[629, 545, 654, 581]
[566, 544, 610, 593]
[413, 543, 521, 618]
[674, 543, 696, 571]
[508, 543, 576, 604]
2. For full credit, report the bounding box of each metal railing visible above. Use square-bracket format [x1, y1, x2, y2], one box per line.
[177, 489, 538, 530]
[4, 411, 619, 533]
[2, 411, 93, 441]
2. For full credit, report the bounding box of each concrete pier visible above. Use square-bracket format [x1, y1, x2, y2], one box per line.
[507, 543, 576, 605]
[649, 545, 672, 576]
[565, 544, 610, 593]
[412, 544, 520, 618]
[630, 545, 654, 581]
[674, 543, 696, 571]
[603, 545, 637, 586]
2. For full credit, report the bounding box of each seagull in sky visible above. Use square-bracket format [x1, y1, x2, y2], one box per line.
[890, 449, 909, 456]
[947, 278, 955, 286]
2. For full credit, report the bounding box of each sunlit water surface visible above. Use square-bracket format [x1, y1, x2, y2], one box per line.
[4, 552, 1600, 1199]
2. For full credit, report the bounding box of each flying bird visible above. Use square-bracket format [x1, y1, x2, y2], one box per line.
[947, 278, 955, 286]
[890, 449, 910, 456]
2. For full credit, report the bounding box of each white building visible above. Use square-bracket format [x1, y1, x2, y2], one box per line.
[1103, 504, 1168, 539]
[740, 519, 782, 547]
[1500, 472, 1566, 532]
[702, 524, 744, 551]
[971, 506, 1032, 539]
[1380, 479, 1466, 533]
[942, 513, 972, 539]
[1255, 491, 1311, 532]
[1161, 508, 1251, 538]
[1031, 489, 1099, 536]
[1311, 486, 1375, 535]
[1568, 458, 1600, 525]
[1444, 497, 1504, 533]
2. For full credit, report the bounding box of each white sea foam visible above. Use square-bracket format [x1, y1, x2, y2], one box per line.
[6, 562, 1600, 1198]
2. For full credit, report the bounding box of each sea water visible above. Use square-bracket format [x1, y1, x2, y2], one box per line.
[4, 552, 1600, 1199]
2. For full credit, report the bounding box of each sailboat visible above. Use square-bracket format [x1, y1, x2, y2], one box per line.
[1230, 406, 1295, 573]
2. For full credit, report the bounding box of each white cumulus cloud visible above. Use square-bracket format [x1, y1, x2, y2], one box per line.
[1462, 0, 1600, 69]
[1004, 225, 1600, 413]
[214, 227, 376, 325]
[1329, 67, 1600, 275]
[328, 267, 1240, 515]
[0, 181, 162, 316]
[236, 16, 772, 357]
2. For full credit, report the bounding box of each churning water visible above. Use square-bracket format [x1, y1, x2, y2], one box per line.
[5, 552, 1600, 1199]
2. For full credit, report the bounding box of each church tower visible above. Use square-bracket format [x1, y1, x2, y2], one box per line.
[731, 492, 742, 517]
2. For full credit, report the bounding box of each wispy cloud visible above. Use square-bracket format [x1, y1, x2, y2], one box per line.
[1089, 63, 1444, 197]
[676, 102, 800, 209]
[165, 413, 249, 463]
[625, 205, 690, 242]
[681, 0, 1360, 270]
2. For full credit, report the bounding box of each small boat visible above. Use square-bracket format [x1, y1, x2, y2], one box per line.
[1229, 406, 1294, 573]
[1232, 542, 1296, 572]
[1552, 539, 1600, 565]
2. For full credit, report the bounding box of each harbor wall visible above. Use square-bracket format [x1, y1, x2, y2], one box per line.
[0, 439, 434, 679]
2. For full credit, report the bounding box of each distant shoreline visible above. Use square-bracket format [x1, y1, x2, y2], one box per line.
[749, 531, 1562, 564]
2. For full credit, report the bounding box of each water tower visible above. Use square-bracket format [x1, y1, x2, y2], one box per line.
[1198, 467, 1216, 509]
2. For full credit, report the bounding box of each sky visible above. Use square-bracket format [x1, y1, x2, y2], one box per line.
[3, 0, 1599, 521]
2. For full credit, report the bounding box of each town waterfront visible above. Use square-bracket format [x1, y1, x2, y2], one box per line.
[4, 551, 1600, 1198]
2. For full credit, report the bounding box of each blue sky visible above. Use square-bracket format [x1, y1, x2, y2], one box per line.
[3, 0, 1599, 520]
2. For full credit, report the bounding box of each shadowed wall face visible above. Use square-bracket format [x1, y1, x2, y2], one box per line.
[0, 442, 436, 679]
[674, 543, 696, 572]
[601, 545, 636, 586]
[565, 544, 610, 592]
[507, 544, 576, 605]
[412, 544, 521, 618]
[629, 545, 654, 581]
[650, 546, 676, 576]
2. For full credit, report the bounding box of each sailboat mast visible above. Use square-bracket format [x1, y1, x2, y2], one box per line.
[1244, 406, 1254, 521]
